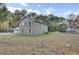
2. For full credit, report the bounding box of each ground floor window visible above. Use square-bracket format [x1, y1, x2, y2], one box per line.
[29, 29, 31, 33]
[22, 29, 23, 33]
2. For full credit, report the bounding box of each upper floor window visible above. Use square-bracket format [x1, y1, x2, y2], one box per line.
[29, 22, 31, 26]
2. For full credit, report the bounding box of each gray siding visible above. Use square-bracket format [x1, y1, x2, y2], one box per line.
[19, 17, 32, 34]
[31, 22, 48, 35]
[19, 16, 48, 35]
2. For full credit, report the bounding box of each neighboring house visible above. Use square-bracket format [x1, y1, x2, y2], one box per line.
[74, 15, 79, 32]
[9, 27, 20, 33]
[65, 15, 79, 33]
[12, 27, 20, 34]
[63, 19, 76, 32]
[16, 15, 48, 35]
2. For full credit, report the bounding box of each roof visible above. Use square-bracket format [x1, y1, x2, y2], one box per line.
[34, 20, 47, 25]
[17, 16, 29, 24]
[17, 15, 47, 25]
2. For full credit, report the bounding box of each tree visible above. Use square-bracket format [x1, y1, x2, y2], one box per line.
[59, 17, 65, 22]
[28, 12, 37, 18]
[59, 24, 67, 32]
[0, 3, 8, 22]
[68, 13, 75, 32]
[0, 3, 7, 14]
[68, 13, 75, 21]
[21, 9, 27, 17]
[0, 4, 12, 32]
[14, 10, 22, 21]
[6, 11, 14, 27]
[48, 14, 54, 21]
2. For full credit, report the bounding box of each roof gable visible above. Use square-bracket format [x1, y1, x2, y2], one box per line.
[18, 15, 47, 25]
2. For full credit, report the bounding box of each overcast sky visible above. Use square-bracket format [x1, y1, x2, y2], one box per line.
[6, 3, 79, 18]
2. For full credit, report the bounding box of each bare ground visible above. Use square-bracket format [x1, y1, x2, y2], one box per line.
[0, 32, 79, 55]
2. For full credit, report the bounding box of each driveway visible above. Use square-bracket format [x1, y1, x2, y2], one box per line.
[0, 32, 14, 35]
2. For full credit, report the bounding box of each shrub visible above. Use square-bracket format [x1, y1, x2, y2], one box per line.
[44, 32, 49, 34]
[59, 24, 67, 32]
[0, 21, 9, 32]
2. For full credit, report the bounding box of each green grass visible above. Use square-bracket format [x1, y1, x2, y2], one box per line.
[0, 32, 58, 41]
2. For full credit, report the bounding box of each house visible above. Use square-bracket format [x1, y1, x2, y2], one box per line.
[12, 27, 20, 33]
[9, 27, 20, 33]
[16, 15, 48, 35]
[74, 15, 79, 32]
[65, 15, 79, 33]
[64, 19, 76, 32]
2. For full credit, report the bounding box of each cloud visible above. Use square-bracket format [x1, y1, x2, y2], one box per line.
[27, 9, 41, 15]
[64, 11, 79, 17]
[62, 11, 79, 19]
[7, 7, 22, 12]
[19, 3, 28, 6]
[27, 7, 55, 15]
[27, 9, 33, 13]
[63, 11, 74, 16]
[7, 6, 55, 16]
[73, 11, 79, 15]
[33, 9, 41, 15]
[44, 8, 55, 15]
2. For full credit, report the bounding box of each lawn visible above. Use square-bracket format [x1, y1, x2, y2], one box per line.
[0, 32, 79, 55]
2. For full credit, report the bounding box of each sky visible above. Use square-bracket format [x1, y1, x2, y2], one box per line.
[6, 3, 79, 18]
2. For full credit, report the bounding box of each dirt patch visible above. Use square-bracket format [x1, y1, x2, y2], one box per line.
[0, 33, 79, 55]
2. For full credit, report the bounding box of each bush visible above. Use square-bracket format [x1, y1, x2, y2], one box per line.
[44, 32, 49, 34]
[48, 25, 57, 32]
[0, 21, 9, 32]
[48, 23, 67, 32]
[59, 24, 67, 32]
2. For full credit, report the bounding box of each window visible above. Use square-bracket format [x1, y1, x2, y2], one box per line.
[29, 29, 31, 33]
[22, 29, 23, 33]
[29, 22, 31, 26]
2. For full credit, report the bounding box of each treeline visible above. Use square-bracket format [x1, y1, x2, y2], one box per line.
[0, 3, 66, 32]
